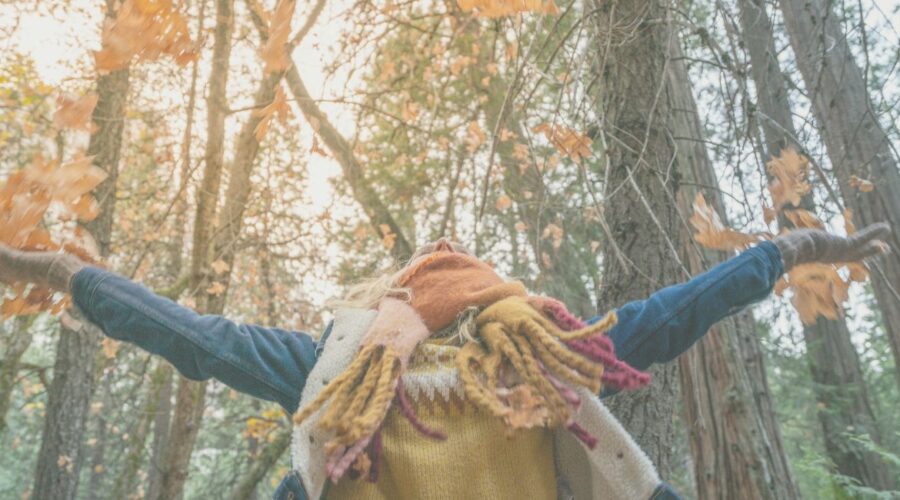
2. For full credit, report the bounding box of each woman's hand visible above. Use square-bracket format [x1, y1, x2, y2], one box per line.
[0, 244, 86, 292]
[773, 222, 891, 271]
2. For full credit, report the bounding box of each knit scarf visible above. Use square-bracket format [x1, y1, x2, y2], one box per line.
[292, 251, 650, 483]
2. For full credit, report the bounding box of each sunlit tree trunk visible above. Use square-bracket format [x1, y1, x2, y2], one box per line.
[32, 21, 130, 496]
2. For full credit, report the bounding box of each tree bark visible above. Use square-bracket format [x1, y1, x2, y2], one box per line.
[760, 0, 898, 490]
[226, 426, 291, 500]
[32, 57, 130, 499]
[0, 316, 34, 433]
[780, 0, 900, 395]
[588, 0, 686, 476]
[666, 40, 800, 499]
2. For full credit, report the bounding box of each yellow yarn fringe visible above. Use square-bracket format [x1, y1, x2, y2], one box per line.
[293, 344, 401, 447]
[458, 296, 612, 430]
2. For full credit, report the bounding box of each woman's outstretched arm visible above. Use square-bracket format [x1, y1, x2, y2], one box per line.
[593, 224, 891, 372]
[0, 246, 316, 413]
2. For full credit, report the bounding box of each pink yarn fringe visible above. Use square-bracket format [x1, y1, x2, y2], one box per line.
[533, 296, 651, 391]
[395, 379, 448, 441]
[567, 421, 598, 449]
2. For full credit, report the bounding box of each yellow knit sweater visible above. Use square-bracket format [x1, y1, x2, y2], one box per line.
[326, 343, 557, 500]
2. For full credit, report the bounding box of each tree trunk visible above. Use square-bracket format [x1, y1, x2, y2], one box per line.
[666, 40, 801, 499]
[155, 1, 233, 498]
[226, 427, 291, 500]
[146, 364, 173, 500]
[588, 0, 686, 476]
[31, 44, 129, 498]
[756, 0, 898, 490]
[780, 0, 900, 395]
[0, 316, 34, 433]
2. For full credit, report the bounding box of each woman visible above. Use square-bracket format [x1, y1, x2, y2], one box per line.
[0, 224, 891, 499]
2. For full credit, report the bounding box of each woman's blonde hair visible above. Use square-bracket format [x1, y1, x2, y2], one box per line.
[325, 265, 411, 310]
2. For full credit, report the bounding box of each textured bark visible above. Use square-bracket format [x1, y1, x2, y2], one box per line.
[111, 362, 171, 499]
[769, 0, 898, 489]
[226, 426, 291, 500]
[588, 0, 685, 475]
[31, 47, 129, 498]
[781, 0, 900, 395]
[667, 42, 800, 499]
[146, 364, 173, 500]
[155, 2, 233, 498]
[0, 316, 34, 433]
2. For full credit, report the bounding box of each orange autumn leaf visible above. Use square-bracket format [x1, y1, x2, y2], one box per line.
[95, 0, 197, 73]
[848, 175, 875, 192]
[782, 264, 850, 325]
[260, 0, 296, 74]
[690, 193, 757, 251]
[532, 123, 592, 163]
[378, 224, 396, 250]
[53, 93, 99, 132]
[766, 148, 810, 211]
[495, 195, 512, 211]
[254, 86, 291, 141]
[457, 0, 559, 18]
[206, 282, 226, 296]
[783, 209, 825, 230]
[101, 338, 120, 359]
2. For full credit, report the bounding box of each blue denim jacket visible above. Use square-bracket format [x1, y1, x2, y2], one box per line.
[70, 242, 784, 499]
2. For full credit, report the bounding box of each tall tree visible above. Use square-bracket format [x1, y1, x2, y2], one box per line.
[32, 15, 130, 499]
[780, 0, 900, 396]
[770, 0, 898, 489]
[587, 0, 686, 475]
[667, 39, 801, 498]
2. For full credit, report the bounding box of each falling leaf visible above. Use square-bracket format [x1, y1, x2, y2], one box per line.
[94, 0, 196, 73]
[210, 259, 229, 274]
[848, 175, 875, 192]
[457, 0, 559, 18]
[782, 264, 850, 325]
[783, 209, 825, 230]
[514, 221, 528, 232]
[466, 121, 486, 153]
[206, 282, 226, 296]
[260, 0, 296, 74]
[690, 193, 757, 251]
[767, 148, 810, 211]
[532, 123, 592, 163]
[495, 195, 512, 211]
[254, 86, 291, 141]
[379, 224, 396, 250]
[53, 93, 98, 132]
[541, 223, 564, 249]
[57, 455, 74, 474]
[101, 338, 120, 359]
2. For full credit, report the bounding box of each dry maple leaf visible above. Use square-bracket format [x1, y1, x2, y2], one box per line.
[101, 337, 120, 359]
[0, 153, 104, 317]
[690, 193, 758, 251]
[848, 175, 875, 192]
[95, 0, 197, 73]
[766, 148, 811, 211]
[206, 282, 226, 296]
[457, 0, 559, 17]
[260, 0, 296, 74]
[495, 195, 512, 211]
[783, 263, 850, 325]
[783, 209, 825, 230]
[532, 123, 592, 163]
[379, 224, 396, 250]
[53, 93, 99, 132]
[254, 86, 291, 141]
[210, 259, 230, 274]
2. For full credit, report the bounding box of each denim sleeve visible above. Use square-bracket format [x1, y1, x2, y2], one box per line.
[592, 241, 784, 371]
[70, 266, 317, 413]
